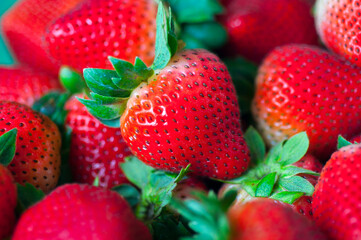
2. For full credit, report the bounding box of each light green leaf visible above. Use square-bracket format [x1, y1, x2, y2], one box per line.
[255, 172, 277, 197]
[244, 126, 266, 164]
[337, 135, 353, 149]
[281, 165, 319, 178]
[279, 176, 314, 196]
[270, 191, 304, 204]
[279, 132, 309, 166]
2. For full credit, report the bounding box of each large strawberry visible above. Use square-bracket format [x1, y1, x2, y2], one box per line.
[315, 0, 361, 67]
[12, 183, 152, 240]
[79, 3, 250, 180]
[1, 0, 84, 76]
[253, 44, 361, 160]
[0, 66, 62, 106]
[0, 129, 18, 239]
[219, 0, 318, 63]
[0, 101, 61, 192]
[313, 138, 361, 240]
[65, 95, 132, 188]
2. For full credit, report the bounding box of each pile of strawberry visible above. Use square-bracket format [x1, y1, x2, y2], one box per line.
[1, 0, 361, 239]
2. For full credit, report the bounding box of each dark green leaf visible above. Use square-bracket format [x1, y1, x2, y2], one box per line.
[337, 135, 353, 149]
[112, 184, 141, 208]
[281, 166, 320, 178]
[77, 98, 126, 120]
[270, 191, 304, 204]
[279, 176, 314, 196]
[90, 92, 127, 104]
[151, 210, 191, 240]
[244, 126, 266, 164]
[59, 66, 86, 94]
[57, 127, 73, 185]
[97, 118, 121, 128]
[255, 172, 277, 197]
[168, 0, 223, 23]
[280, 132, 309, 166]
[16, 183, 45, 213]
[0, 128, 17, 166]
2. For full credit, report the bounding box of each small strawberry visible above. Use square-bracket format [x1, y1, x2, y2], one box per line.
[219, 0, 318, 63]
[0, 66, 62, 106]
[79, 3, 250, 180]
[228, 198, 327, 240]
[173, 177, 208, 200]
[65, 95, 132, 188]
[0, 129, 18, 239]
[0, 101, 61, 192]
[253, 44, 361, 160]
[1, 0, 84, 75]
[313, 137, 361, 240]
[315, 0, 361, 67]
[12, 183, 152, 240]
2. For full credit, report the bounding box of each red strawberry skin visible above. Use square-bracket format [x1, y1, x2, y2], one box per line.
[0, 165, 17, 239]
[315, 0, 361, 67]
[0, 67, 62, 106]
[228, 198, 327, 240]
[45, 0, 157, 73]
[120, 49, 250, 180]
[12, 184, 152, 240]
[65, 96, 132, 188]
[1, 0, 84, 76]
[0, 101, 61, 192]
[219, 0, 318, 63]
[313, 144, 361, 240]
[252, 44, 361, 160]
[173, 177, 208, 200]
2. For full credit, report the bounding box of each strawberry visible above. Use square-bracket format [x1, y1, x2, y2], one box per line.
[228, 198, 327, 240]
[12, 183, 152, 240]
[0, 101, 61, 192]
[313, 138, 361, 240]
[315, 0, 361, 67]
[0, 129, 18, 239]
[219, 0, 318, 63]
[1, 0, 84, 76]
[79, 3, 250, 180]
[65, 95, 132, 188]
[253, 44, 361, 160]
[173, 177, 208, 200]
[45, 0, 157, 73]
[0, 66, 62, 106]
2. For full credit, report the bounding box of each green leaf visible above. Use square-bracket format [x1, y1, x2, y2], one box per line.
[241, 179, 259, 197]
[93, 176, 100, 187]
[281, 166, 320, 178]
[167, 0, 223, 23]
[182, 22, 227, 50]
[109, 56, 153, 89]
[270, 191, 304, 204]
[279, 176, 314, 196]
[59, 66, 87, 94]
[112, 184, 141, 208]
[337, 135, 353, 149]
[83, 68, 131, 97]
[265, 141, 283, 163]
[244, 126, 266, 164]
[151, 210, 191, 240]
[255, 172, 277, 197]
[77, 98, 126, 120]
[120, 156, 155, 190]
[152, 2, 178, 70]
[16, 183, 45, 214]
[279, 132, 309, 166]
[0, 128, 17, 166]
[96, 118, 121, 128]
[90, 92, 127, 104]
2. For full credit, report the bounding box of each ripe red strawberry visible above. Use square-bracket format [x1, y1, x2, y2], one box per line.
[173, 177, 208, 200]
[0, 101, 61, 192]
[0, 165, 17, 239]
[79, 3, 250, 180]
[219, 0, 318, 63]
[293, 154, 323, 186]
[228, 198, 327, 240]
[315, 0, 361, 67]
[45, 0, 157, 73]
[12, 184, 152, 240]
[65, 95, 132, 188]
[1, 0, 84, 76]
[313, 142, 361, 240]
[253, 44, 361, 160]
[0, 66, 62, 106]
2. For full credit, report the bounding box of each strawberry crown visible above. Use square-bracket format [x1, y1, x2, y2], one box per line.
[78, 2, 178, 128]
[337, 135, 357, 149]
[223, 127, 319, 204]
[0, 128, 17, 166]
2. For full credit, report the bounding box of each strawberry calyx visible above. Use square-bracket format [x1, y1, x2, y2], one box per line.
[59, 66, 87, 94]
[222, 127, 319, 204]
[337, 135, 355, 149]
[0, 128, 17, 166]
[78, 2, 179, 128]
[16, 183, 45, 214]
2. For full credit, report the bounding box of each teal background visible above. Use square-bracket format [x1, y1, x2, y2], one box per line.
[0, 0, 17, 65]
